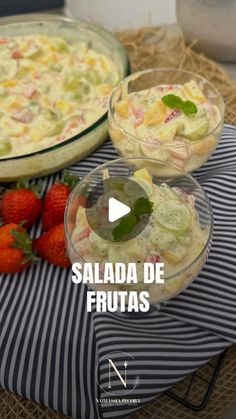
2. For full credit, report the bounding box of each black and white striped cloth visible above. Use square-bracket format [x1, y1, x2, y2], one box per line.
[0, 124, 236, 419]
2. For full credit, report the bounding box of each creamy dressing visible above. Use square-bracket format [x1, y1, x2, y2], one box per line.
[0, 34, 119, 158]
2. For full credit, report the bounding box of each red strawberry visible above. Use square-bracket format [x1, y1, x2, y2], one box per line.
[0, 223, 37, 273]
[34, 223, 71, 268]
[2, 178, 42, 229]
[42, 172, 79, 231]
[0, 223, 23, 249]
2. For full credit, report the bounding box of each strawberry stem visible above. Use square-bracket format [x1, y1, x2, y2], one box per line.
[11, 228, 39, 263]
[16, 178, 43, 197]
[17, 178, 29, 189]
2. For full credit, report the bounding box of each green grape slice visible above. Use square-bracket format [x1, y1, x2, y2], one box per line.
[155, 199, 192, 232]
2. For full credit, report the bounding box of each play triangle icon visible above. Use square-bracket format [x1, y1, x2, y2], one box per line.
[108, 197, 131, 223]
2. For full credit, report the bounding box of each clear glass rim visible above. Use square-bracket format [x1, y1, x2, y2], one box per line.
[0, 15, 130, 162]
[109, 67, 225, 148]
[65, 156, 214, 281]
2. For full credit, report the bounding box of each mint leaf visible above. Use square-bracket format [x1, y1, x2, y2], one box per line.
[134, 197, 154, 216]
[112, 213, 137, 240]
[161, 94, 184, 109]
[182, 100, 197, 115]
[161, 94, 197, 116]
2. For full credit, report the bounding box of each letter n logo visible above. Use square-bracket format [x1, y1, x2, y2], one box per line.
[108, 359, 128, 389]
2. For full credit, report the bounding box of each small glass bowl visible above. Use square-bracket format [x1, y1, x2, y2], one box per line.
[108, 68, 224, 174]
[65, 157, 213, 305]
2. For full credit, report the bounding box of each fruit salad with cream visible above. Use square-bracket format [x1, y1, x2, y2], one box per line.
[109, 79, 223, 173]
[0, 34, 119, 158]
[71, 168, 210, 303]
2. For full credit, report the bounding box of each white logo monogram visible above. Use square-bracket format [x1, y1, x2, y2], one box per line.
[108, 358, 128, 389]
[96, 351, 140, 396]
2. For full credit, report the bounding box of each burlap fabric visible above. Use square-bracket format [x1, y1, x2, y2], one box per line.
[1, 26, 236, 419]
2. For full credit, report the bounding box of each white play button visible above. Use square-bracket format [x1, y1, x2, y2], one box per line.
[108, 197, 131, 223]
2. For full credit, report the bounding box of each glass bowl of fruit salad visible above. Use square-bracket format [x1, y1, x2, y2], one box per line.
[0, 14, 130, 182]
[65, 157, 213, 305]
[108, 68, 224, 174]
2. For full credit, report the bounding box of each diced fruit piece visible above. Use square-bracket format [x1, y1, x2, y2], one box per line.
[0, 138, 12, 156]
[143, 100, 167, 126]
[99, 83, 112, 95]
[0, 38, 9, 45]
[75, 203, 88, 224]
[19, 40, 41, 58]
[158, 122, 178, 142]
[160, 183, 180, 200]
[146, 251, 160, 263]
[23, 85, 37, 99]
[31, 125, 48, 141]
[0, 60, 17, 81]
[162, 244, 188, 264]
[51, 38, 69, 53]
[86, 57, 96, 66]
[63, 72, 81, 90]
[154, 199, 192, 232]
[85, 69, 101, 85]
[103, 169, 110, 181]
[0, 86, 8, 96]
[169, 142, 189, 161]
[74, 226, 92, 242]
[2, 80, 17, 87]
[89, 231, 108, 254]
[39, 52, 57, 65]
[12, 108, 35, 123]
[2, 179, 42, 229]
[183, 80, 205, 103]
[48, 121, 65, 137]
[71, 81, 91, 102]
[126, 176, 153, 197]
[75, 237, 93, 257]
[115, 100, 130, 118]
[49, 62, 62, 72]
[164, 108, 181, 123]
[122, 241, 146, 260]
[134, 168, 152, 183]
[11, 49, 22, 59]
[192, 135, 217, 156]
[150, 228, 177, 251]
[4, 123, 29, 137]
[77, 196, 87, 208]
[34, 223, 70, 268]
[178, 235, 192, 246]
[181, 119, 209, 141]
[164, 276, 185, 295]
[55, 99, 74, 115]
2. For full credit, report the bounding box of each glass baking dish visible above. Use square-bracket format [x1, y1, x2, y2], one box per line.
[0, 14, 130, 182]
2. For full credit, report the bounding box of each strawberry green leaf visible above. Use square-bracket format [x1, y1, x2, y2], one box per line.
[16, 178, 43, 197]
[62, 171, 80, 189]
[11, 228, 39, 262]
[17, 177, 29, 190]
